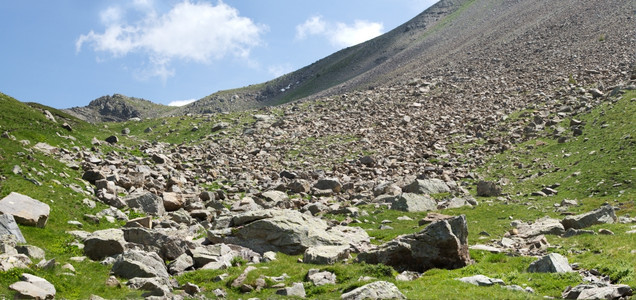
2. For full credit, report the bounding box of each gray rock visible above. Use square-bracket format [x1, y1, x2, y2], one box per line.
[127, 277, 172, 297]
[189, 244, 233, 269]
[105, 135, 118, 144]
[263, 251, 277, 262]
[20, 274, 56, 298]
[527, 253, 572, 273]
[457, 274, 505, 286]
[207, 209, 370, 255]
[303, 245, 350, 265]
[124, 191, 165, 216]
[162, 192, 183, 212]
[341, 281, 406, 300]
[403, 178, 450, 195]
[151, 153, 169, 164]
[562, 205, 617, 230]
[357, 215, 470, 272]
[182, 282, 200, 295]
[395, 271, 420, 281]
[84, 229, 126, 260]
[257, 190, 290, 208]
[16, 245, 45, 260]
[476, 181, 501, 197]
[516, 217, 565, 238]
[211, 122, 229, 132]
[9, 280, 55, 300]
[314, 178, 342, 193]
[563, 228, 595, 237]
[276, 282, 306, 298]
[0, 192, 50, 228]
[0, 214, 26, 243]
[167, 253, 194, 275]
[307, 269, 336, 286]
[563, 283, 632, 299]
[0, 254, 32, 271]
[111, 250, 169, 279]
[123, 227, 191, 261]
[391, 193, 436, 212]
[288, 179, 311, 193]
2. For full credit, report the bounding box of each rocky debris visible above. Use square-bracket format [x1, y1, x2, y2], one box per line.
[111, 250, 170, 279]
[303, 245, 350, 265]
[561, 205, 617, 230]
[0, 214, 27, 243]
[457, 274, 504, 286]
[9, 274, 56, 300]
[527, 253, 572, 273]
[276, 282, 306, 298]
[16, 245, 46, 260]
[314, 178, 342, 194]
[207, 209, 370, 255]
[357, 215, 470, 272]
[0, 254, 32, 271]
[231, 266, 256, 288]
[307, 269, 337, 286]
[127, 277, 173, 297]
[418, 212, 454, 226]
[124, 191, 165, 216]
[167, 253, 194, 275]
[563, 283, 632, 299]
[514, 217, 565, 238]
[391, 193, 437, 212]
[0, 192, 50, 228]
[123, 227, 193, 261]
[84, 229, 126, 261]
[340, 281, 406, 300]
[402, 178, 450, 195]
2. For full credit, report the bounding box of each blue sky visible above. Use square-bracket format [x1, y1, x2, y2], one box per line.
[0, 0, 436, 108]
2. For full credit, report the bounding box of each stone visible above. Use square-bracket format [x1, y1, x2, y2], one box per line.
[303, 245, 350, 265]
[127, 277, 172, 297]
[357, 215, 470, 272]
[562, 228, 595, 237]
[0, 192, 50, 228]
[561, 205, 617, 230]
[563, 283, 632, 299]
[122, 227, 192, 261]
[9, 280, 55, 300]
[288, 179, 311, 193]
[469, 244, 503, 253]
[111, 250, 169, 279]
[0, 254, 31, 271]
[15, 245, 46, 260]
[257, 190, 290, 208]
[37, 258, 55, 270]
[395, 271, 420, 281]
[0, 213, 26, 243]
[105, 135, 118, 144]
[125, 216, 152, 229]
[84, 228, 126, 260]
[402, 178, 450, 195]
[457, 274, 504, 286]
[515, 217, 565, 238]
[262, 251, 277, 262]
[314, 178, 342, 193]
[207, 209, 370, 255]
[20, 274, 56, 298]
[151, 153, 169, 164]
[340, 281, 406, 300]
[391, 193, 437, 212]
[124, 191, 165, 216]
[307, 269, 337, 286]
[476, 181, 501, 197]
[167, 253, 194, 275]
[276, 282, 306, 298]
[162, 192, 183, 212]
[211, 122, 229, 132]
[182, 282, 201, 295]
[231, 266, 256, 288]
[527, 253, 572, 273]
[418, 212, 454, 226]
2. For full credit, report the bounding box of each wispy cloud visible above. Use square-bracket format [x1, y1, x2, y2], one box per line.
[76, 1, 266, 82]
[268, 63, 294, 77]
[296, 15, 384, 48]
[167, 98, 196, 106]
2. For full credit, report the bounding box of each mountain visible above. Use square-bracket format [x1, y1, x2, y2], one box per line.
[64, 94, 178, 123]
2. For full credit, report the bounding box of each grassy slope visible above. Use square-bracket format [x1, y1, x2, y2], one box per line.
[0, 90, 633, 299]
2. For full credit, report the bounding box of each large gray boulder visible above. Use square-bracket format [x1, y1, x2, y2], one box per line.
[207, 209, 370, 255]
[122, 227, 193, 261]
[111, 250, 169, 279]
[84, 229, 126, 260]
[391, 193, 436, 212]
[527, 253, 572, 273]
[0, 192, 50, 228]
[0, 214, 26, 243]
[561, 206, 617, 230]
[9, 274, 56, 300]
[563, 283, 632, 299]
[303, 245, 350, 265]
[0, 254, 31, 271]
[341, 281, 406, 300]
[402, 178, 450, 195]
[457, 275, 504, 286]
[124, 191, 165, 216]
[313, 178, 342, 193]
[516, 217, 565, 238]
[476, 181, 501, 197]
[357, 215, 470, 272]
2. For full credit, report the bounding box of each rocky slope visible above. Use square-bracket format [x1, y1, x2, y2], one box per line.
[65, 94, 178, 123]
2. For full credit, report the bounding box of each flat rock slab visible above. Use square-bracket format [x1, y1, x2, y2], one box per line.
[561, 205, 617, 230]
[527, 253, 572, 273]
[0, 214, 26, 243]
[457, 274, 505, 286]
[303, 245, 350, 265]
[341, 281, 406, 300]
[0, 192, 50, 228]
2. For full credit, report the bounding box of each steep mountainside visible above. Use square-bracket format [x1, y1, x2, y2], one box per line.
[65, 94, 178, 123]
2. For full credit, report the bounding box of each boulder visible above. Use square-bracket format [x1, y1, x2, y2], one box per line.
[0, 192, 50, 228]
[0, 254, 31, 271]
[16, 245, 45, 260]
[167, 253, 194, 275]
[0, 214, 26, 243]
[357, 215, 470, 272]
[84, 228, 126, 260]
[457, 275, 504, 286]
[313, 178, 342, 193]
[391, 193, 436, 212]
[124, 191, 165, 216]
[162, 193, 183, 212]
[303, 245, 350, 265]
[111, 250, 169, 279]
[276, 282, 306, 298]
[257, 190, 290, 208]
[340, 281, 406, 300]
[105, 135, 118, 144]
[13, 274, 56, 299]
[127, 277, 172, 297]
[207, 209, 370, 255]
[476, 181, 501, 197]
[527, 253, 572, 273]
[402, 178, 450, 195]
[307, 269, 336, 286]
[122, 227, 192, 261]
[563, 283, 632, 299]
[189, 244, 233, 269]
[515, 217, 565, 238]
[561, 206, 617, 230]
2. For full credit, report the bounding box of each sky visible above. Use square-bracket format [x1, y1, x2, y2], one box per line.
[0, 0, 437, 109]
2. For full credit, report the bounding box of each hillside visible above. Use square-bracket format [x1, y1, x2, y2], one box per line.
[1, 0, 635, 299]
[65, 94, 178, 123]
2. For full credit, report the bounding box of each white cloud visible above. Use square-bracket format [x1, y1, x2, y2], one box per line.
[76, 1, 266, 80]
[296, 16, 384, 48]
[296, 16, 326, 39]
[168, 98, 196, 106]
[268, 63, 294, 77]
